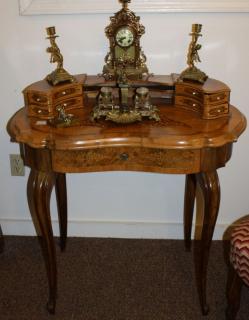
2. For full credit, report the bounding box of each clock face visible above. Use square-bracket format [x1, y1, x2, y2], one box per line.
[115, 27, 134, 48]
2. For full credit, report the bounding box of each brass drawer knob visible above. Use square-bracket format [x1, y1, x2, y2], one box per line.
[120, 153, 129, 161]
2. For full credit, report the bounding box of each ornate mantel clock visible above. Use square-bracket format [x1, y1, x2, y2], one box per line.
[102, 0, 149, 81]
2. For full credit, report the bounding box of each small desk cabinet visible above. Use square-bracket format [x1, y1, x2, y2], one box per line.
[7, 74, 246, 315]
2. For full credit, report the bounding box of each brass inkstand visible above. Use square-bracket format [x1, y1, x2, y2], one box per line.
[46, 26, 75, 86]
[93, 59, 159, 124]
[179, 24, 208, 84]
[92, 80, 160, 124]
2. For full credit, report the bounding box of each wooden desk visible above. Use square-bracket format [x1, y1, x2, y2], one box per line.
[7, 104, 246, 315]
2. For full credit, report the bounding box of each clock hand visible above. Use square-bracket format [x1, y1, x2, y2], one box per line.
[119, 37, 126, 43]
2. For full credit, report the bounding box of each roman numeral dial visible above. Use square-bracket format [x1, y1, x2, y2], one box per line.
[116, 28, 134, 48]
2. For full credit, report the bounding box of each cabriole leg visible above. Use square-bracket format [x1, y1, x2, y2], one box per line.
[27, 169, 57, 314]
[196, 170, 220, 315]
[55, 173, 68, 251]
[184, 174, 197, 251]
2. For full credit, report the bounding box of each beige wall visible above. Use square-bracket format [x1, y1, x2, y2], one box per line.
[1, 1, 249, 239]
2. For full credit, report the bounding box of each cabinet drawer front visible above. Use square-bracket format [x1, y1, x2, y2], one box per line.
[175, 85, 203, 101]
[28, 105, 53, 119]
[203, 103, 229, 119]
[55, 97, 83, 111]
[27, 92, 49, 106]
[205, 91, 229, 105]
[175, 96, 202, 114]
[52, 147, 200, 174]
[53, 86, 82, 101]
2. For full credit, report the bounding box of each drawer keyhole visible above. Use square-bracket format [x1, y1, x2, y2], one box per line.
[120, 153, 129, 161]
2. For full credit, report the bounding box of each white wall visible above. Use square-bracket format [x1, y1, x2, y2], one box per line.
[1, 1, 249, 239]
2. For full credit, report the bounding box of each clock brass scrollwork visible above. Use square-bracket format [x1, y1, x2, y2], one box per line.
[102, 0, 149, 81]
[179, 24, 208, 84]
[45, 26, 75, 86]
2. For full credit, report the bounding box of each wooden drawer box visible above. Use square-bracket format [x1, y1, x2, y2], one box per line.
[23, 74, 86, 120]
[175, 78, 230, 119]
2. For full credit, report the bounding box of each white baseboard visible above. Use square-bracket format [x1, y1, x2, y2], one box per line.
[0, 218, 228, 240]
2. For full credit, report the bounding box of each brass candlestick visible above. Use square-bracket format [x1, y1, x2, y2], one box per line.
[45, 26, 75, 86]
[179, 24, 208, 84]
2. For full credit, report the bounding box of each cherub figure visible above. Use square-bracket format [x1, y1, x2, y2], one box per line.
[47, 37, 64, 70]
[188, 40, 202, 68]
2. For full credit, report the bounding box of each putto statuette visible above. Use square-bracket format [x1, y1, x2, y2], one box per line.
[45, 26, 75, 86]
[179, 24, 208, 84]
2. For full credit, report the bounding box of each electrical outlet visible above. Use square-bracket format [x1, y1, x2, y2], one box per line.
[9, 154, 25, 176]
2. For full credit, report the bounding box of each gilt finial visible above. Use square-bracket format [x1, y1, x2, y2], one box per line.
[120, 0, 131, 9]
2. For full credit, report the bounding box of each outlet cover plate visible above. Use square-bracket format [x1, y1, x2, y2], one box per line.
[9, 154, 25, 176]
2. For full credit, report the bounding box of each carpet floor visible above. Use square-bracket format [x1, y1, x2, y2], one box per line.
[0, 237, 248, 320]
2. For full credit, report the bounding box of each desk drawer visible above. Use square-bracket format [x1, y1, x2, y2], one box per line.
[27, 92, 50, 106]
[28, 105, 53, 119]
[175, 96, 202, 115]
[53, 86, 82, 102]
[204, 91, 229, 105]
[203, 103, 229, 119]
[55, 97, 83, 111]
[175, 84, 203, 101]
[52, 147, 200, 174]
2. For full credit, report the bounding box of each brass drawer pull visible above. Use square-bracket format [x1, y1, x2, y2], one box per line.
[120, 153, 129, 161]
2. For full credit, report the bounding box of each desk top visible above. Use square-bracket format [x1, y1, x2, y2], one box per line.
[7, 105, 246, 151]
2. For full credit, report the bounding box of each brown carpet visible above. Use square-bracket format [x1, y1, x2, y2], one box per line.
[0, 237, 248, 320]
